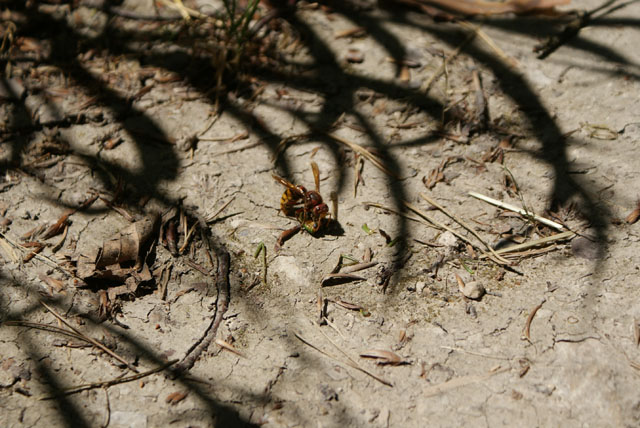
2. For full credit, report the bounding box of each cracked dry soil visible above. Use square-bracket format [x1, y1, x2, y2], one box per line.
[1, 0, 640, 427]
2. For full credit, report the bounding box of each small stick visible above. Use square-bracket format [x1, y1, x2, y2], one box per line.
[522, 298, 546, 343]
[468, 191, 565, 231]
[39, 360, 178, 400]
[40, 302, 139, 373]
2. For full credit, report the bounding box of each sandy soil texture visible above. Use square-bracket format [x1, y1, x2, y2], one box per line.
[1, 0, 640, 426]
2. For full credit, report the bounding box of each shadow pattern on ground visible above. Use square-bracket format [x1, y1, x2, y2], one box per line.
[1, 0, 634, 425]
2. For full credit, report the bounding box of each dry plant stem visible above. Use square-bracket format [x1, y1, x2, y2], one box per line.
[40, 302, 139, 373]
[5, 320, 89, 342]
[468, 191, 565, 231]
[325, 133, 400, 179]
[419, 192, 510, 264]
[39, 360, 178, 400]
[212, 141, 262, 156]
[522, 298, 546, 342]
[478, 231, 575, 259]
[403, 201, 508, 266]
[206, 197, 235, 223]
[174, 247, 230, 373]
[363, 202, 426, 224]
[440, 346, 511, 361]
[294, 332, 393, 387]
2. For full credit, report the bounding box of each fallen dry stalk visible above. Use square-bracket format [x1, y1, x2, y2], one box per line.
[39, 360, 178, 400]
[469, 191, 566, 231]
[422, 366, 510, 398]
[478, 231, 575, 259]
[40, 302, 139, 373]
[403, 201, 509, 266]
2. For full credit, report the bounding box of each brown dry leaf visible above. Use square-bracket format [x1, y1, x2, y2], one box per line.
[423, 156, 463, 189]
[43, 209, 73, 240]
[360, 349, 407, 366]
[626, 203, 640, 224]
[39, 274, 65, 294]
[21, 224, 47, 241]
[96, 215, 157, 268]
[165, 391, 188, 405]
[334, 27, 366, 39]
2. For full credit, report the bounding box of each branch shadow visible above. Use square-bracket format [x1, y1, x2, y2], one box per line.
[1, 0, 633, 424]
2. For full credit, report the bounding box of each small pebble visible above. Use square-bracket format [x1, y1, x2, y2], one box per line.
[459, 280, 485, 300]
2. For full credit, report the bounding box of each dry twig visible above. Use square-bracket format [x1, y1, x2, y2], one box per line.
[295, 332, 392, 387]
[40, 302, 139, 372]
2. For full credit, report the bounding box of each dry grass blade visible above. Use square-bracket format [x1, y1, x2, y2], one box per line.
[420, 192, 510, 264]
[422, 366, 509, 398]
[40, 301, 139, 373]
[39, 360, 178, 400]
[326, 133, 400, 179]
[0, 231, 76, 277]
[5, 320, 87, 342]
[294, 332, 392, 387]
[205, 197, 235, 223]
[0, 234, 20, 262]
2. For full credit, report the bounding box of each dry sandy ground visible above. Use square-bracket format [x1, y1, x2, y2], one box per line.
[1, 0, 640, 427]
